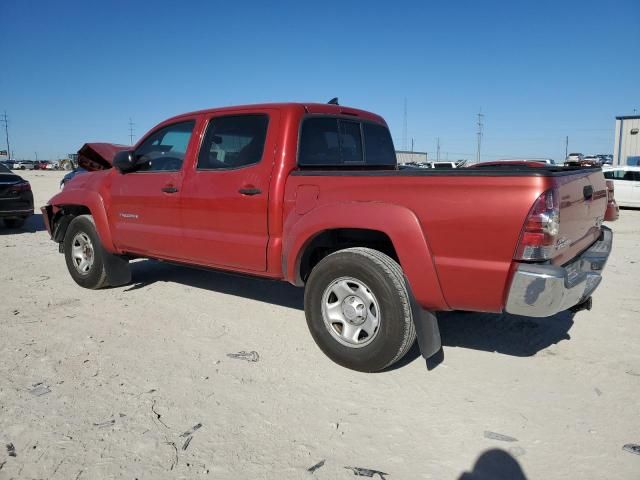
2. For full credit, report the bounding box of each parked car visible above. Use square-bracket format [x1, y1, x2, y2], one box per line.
[597, 154, 613, 165]
[565, 155, 599, 168]
[0, 162, 34, 228]
[429, 161, 457, 169]
[12, 160, 36, 170]
[34, 161, 50, 170]
[60, 167, 87, 188]
[603, 166, 640, 207]
[42, 102, 615, 372]
[583, 155, 602, 165]
[46, 161, 60, 170]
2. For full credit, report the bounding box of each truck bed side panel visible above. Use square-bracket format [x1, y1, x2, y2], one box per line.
[284, 172, 550, 312]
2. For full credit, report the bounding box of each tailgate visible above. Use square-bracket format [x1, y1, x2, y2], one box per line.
[553, 169, 607, 265]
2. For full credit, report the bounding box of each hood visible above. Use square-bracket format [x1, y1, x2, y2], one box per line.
[77, 143, 130, 171]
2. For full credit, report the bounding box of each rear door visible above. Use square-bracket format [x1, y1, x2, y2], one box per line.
[180, 110, 280, 271]
[109, 119, 197, 259]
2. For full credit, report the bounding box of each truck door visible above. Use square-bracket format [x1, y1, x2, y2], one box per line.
[109, 120, 196, 259]
[179, 111, 279, 272]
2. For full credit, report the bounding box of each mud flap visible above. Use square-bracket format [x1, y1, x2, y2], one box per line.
[102, 248, 131, 287]
[407, 282, 442, 361]
[412, 303, 442, 359]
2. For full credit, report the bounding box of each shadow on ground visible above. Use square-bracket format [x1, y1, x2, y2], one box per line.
[0, 213, 46, 235]
[127, 259, 304, 310]
[126, 259, 574, 365]
[438, 309, 574, 357]
[458, 449, 527, 480]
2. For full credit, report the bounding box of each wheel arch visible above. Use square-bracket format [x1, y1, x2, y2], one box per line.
[50, 191, 115, 252]
[283, 202, 450, 310]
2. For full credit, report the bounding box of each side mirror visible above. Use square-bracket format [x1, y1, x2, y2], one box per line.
[113, 150, 136, 173]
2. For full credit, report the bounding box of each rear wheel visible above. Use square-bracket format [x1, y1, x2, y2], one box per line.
[4, 218, 25, 228]
[63, 215, 109, 289]
[304, 247, 416, 372]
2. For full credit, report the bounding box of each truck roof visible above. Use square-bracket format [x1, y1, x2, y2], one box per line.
[163, 102, 387, 125]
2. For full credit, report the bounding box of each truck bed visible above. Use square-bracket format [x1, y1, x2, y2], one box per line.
[285, 166, 607, 312]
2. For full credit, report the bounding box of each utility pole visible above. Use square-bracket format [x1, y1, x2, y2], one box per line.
[1, 111, 10, 160]
[35, 152, 38, 161]
[402, 98, 408, 151]
[565, 135, 568, 160]
[436, 137, 441, 161]
[476, 109, 484, 164]
[411, 138, 414, 152]
[128, 118, 136, 145]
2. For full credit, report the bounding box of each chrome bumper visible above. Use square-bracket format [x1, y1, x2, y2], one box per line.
[505, 226, 612, 317]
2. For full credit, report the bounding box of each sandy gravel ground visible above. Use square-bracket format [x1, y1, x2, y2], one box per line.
[1, 170, 639, 479]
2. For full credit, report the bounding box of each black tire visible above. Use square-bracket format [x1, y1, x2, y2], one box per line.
[304, 247, 416, 372]
[63, 215, 109, 289]
[4, 217, 25, 228]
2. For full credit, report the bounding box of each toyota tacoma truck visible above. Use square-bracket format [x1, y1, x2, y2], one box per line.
[42, 102, 616, 372]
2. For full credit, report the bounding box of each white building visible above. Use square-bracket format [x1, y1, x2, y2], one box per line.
[613, 115, 640, 166]
[396, 150, 427, 164]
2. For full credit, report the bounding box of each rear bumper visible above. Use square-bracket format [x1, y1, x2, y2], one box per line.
[505, 226, 612, 317]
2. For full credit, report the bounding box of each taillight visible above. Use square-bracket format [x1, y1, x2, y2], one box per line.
[9, 181, 31, 193]
[515, 189, 560, 261]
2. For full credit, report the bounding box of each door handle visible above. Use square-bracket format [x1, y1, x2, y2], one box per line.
[238, 188, 261, 196]
[162, 186, 179, 193]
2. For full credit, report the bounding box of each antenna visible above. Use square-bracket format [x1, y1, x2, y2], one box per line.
[476, 109, 484, 163]
[128, 118, 136, 145]
[402, 98, 408, 151]
[327, 97, 339, 105]
[1, 111, 11, 160]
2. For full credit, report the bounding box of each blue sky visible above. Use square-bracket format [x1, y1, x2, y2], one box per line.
[1, 0, 638, 161]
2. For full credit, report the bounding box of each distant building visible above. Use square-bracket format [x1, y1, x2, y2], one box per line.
[613, 115, 640, 166]
[396, 150, 427, 165]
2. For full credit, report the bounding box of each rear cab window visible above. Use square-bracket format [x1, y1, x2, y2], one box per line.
[298, 116, 396, 168]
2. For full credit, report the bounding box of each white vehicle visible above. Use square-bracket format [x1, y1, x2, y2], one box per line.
[566, 153, 584, 162]
[11, 160, 36, 170]
[603, 166, 640, 207]
[428, 161, 457, 169]
[45, 161, 59, 170]
[583, 155, 601, 165]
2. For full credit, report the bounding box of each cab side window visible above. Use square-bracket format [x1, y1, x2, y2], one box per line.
[197, 115, 269, 170]
[135, 121, 195, 172]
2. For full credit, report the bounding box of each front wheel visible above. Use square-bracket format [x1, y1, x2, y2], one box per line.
[63, 215, 109, 289]
[304, 247, 416, 372]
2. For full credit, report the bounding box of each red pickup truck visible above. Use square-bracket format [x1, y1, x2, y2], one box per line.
[42, 102, 615, 372]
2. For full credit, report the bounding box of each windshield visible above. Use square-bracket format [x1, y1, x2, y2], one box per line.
[0, 163, 10, 173]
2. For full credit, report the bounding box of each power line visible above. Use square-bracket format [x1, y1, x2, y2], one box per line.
[476, 109, 484, 163]
[1, 111, 11, 160]
[128, 118, 136, 145]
